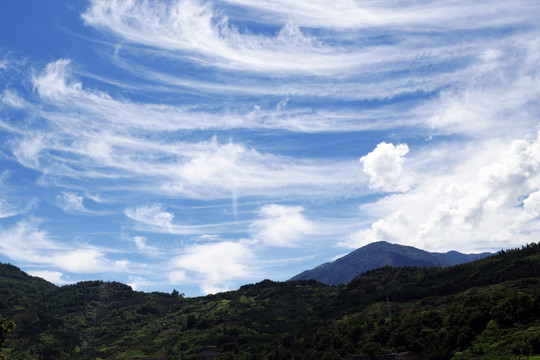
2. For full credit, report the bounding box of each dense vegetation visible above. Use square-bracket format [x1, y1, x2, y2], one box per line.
[1, 243, 539, 359]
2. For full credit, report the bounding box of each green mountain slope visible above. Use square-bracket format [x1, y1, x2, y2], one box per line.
[290, 241, 491, 285]
[0, 243, 539, 360]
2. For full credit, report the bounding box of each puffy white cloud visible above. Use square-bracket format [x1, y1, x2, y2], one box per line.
[360, 142, 413, 193]
[250, 204, 315, 247]
[345, 131, 540, 252]
[522, 190, 540, 220]
[170, 241, 254, 294]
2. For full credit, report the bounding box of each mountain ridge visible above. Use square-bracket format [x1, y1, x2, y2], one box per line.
[290, 241, 492, 285]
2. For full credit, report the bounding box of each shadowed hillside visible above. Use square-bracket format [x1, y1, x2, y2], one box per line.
[290, 241, 491, 285]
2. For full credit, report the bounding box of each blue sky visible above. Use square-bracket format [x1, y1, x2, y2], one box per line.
[1, 0, 540, 296]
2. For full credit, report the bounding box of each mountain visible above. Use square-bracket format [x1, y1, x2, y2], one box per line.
[0, 263, 57, 318]
[1, 243, 539, 359]
[289, 241, 492, 285]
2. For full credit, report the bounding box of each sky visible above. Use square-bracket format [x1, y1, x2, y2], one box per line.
[0, 0, 540, 296]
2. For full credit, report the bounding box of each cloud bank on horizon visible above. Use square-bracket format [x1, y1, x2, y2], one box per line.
[0, 0, 539, 295]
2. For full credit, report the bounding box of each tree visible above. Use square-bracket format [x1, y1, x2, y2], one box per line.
[0, 316, 15, 360]
[186, 314, 197, 329]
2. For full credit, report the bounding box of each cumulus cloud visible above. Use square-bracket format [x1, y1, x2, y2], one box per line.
[250, 204, 315, 247]
[345, 131, 540, 252]
[170, 241, 254, 294]
[360, 142, 413, 193]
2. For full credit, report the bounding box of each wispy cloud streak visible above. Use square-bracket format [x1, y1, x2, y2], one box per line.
[0, 0, 539, 295]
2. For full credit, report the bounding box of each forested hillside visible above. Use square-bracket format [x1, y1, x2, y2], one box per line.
[1, 243, 539, 360]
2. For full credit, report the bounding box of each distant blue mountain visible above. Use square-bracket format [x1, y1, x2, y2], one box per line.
[289, 241, 492, 285]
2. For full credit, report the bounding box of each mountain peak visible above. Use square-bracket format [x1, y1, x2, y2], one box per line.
[289, 242, 491, 285]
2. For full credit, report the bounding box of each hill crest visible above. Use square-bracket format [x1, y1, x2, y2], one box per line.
[290, 241, 491, 285]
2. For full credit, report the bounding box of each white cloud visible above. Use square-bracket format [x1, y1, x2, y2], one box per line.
[360, 142, 413, 193]
[132, 236, 162, 257]
[522, 190, 540, 221]
[223, 0, 531, 30]
[114, 260, 131, 272]
[27, 270, 69, 285]
[0, 0, 539, 296]
[125, 204, 174, 230]
[32, 59, 83, 99]
[52, 249, 108, 273]
[344, 211, 411, 249]
[168, 270, 188, 284]
[127, 276, 154, 291]
[81, 0, 364, 75]
[57, 192, 87, 213]
[345, 131, 540, 252]
[1, 90, 24, 108]
[10, 60, 367, 201]
[81, 0, 539, 77]
[133, 236, 149, 251]
[124, 204, 231, 235]
[250, 204, 315, 247]
[0, 220, 110, 273]
[170, 241, 254, 294]
[0, 199, 35, 218]
[14, 46, 535, 208]
[171, 138, 363, 199]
